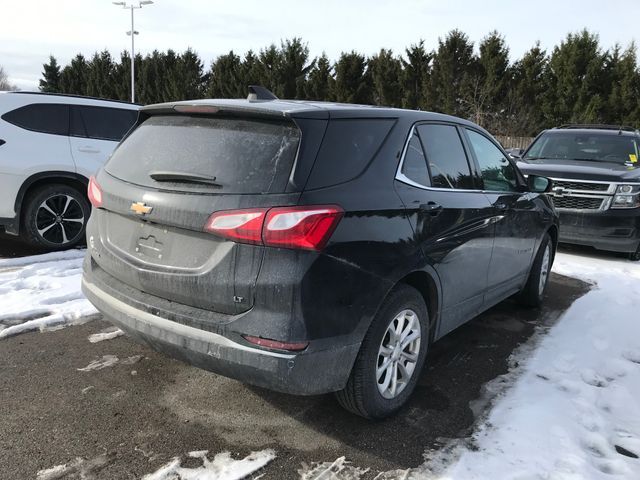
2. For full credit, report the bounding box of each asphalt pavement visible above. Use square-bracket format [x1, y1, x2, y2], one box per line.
[0, 237, 590, 479]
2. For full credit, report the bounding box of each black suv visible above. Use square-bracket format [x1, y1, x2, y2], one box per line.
[81, 89, 557, 418]
[516, 125, 640, 260]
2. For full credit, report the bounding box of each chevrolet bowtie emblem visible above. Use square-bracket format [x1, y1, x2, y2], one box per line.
[130, 202, 153, 215]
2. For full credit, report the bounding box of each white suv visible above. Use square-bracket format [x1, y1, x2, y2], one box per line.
[0, 91, 139, 249]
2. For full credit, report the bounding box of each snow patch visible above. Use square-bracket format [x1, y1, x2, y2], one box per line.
[88, 327, 124, 343]
[77, 355, 119, 371]
[298, 457, 369, 480]
[36, 453, 110, 479]
[142, 449, 275, 480]
[407, 251, 640, 480]
[0, 249, 98, 339]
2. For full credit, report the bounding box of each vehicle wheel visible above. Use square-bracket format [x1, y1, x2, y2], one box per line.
[518, 233, 553, 308]
[628, 244, 640, 262]
[22, 184, 90, 250]
[335, 284, 429, 419]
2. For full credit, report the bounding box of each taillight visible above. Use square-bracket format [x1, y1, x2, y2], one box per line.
[204, 205, 343, 251]
[204, 208, 267, 245]
[88, 176, 103, 207]
[263, 205, 344, 250]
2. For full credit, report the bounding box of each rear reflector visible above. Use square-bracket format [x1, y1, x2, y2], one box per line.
[88, 176, 103, 207]
[243, 335, 309, 352]
[204, 205, 343, 251]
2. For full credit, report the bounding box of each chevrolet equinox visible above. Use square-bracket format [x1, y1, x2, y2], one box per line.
[82, 87, 557, 418]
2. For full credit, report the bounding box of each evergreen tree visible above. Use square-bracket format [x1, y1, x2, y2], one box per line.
[368, 49, 403, 107]
[465, 31, 510, 128]
[333, 51, 372, 104]
[606, 43, 640, 126]
[546, 29, 608, 124]
[506, 43, 549, 135]
[39, 56, 61, 93]
[59, 54, 88, 95]
[207, 51, 244, 98]
[86, 50, 117, 99]
[429, 29, 475, 117]
[401, 41, 431, 110]
[257, 44, 280, 92]
[276, 38, 314, 99]
[305, 53, 334, 101]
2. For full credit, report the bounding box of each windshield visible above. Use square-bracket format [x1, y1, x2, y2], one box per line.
[524, 131, 639, 165]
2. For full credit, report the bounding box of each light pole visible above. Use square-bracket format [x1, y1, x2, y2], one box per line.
[112, 1, 154, 103]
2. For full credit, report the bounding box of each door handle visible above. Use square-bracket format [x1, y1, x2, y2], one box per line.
[78, 146, 100, 154]
[419, 202, 443, 215]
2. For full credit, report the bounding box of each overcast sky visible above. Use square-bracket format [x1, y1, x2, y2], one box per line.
[2, 0, 638, 90]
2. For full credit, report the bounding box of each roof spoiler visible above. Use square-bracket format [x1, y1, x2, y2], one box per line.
[247, 85, 278, 101]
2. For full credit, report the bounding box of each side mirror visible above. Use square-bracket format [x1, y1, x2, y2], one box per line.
[505, 148, 524, 159]
[528, 175, 552, 193]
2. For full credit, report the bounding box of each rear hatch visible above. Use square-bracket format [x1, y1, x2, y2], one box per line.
[91, 111, 304, 315]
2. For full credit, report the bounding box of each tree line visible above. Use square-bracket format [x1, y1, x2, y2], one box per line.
[37, 29, 640, 136]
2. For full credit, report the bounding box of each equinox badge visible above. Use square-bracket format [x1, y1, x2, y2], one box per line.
[130, 202, 153, 215]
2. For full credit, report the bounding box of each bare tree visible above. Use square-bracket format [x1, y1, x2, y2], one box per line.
[0, 65, 18, 91]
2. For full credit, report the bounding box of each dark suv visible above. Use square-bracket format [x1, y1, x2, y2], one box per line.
[516, 125, 640, 260]
[81, 89, 557, 418]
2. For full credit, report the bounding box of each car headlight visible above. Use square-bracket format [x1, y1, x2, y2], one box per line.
[611, 184, 640, 209]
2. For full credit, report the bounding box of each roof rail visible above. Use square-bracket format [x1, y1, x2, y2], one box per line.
[7, 90, 138, 106]
[556, 124, 637, 132]
[247, 85, 278, 101]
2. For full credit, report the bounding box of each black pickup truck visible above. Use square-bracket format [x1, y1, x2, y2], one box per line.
[515, 125, 640, 260]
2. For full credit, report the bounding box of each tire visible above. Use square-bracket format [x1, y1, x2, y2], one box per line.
[518, 233, 553, 308]
[628, 244, 640, 262]
[335, 284, 429, 419]
[22, 184, 90, 250]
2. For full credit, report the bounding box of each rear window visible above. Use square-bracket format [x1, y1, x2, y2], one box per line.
[1, 103, 69, 136]
[71, 106, 137, 142]
[105, 115, 301, 194]
[305, 118, 396, 189]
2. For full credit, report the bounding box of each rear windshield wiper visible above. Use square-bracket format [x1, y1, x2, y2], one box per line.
[149, 171, 222, 187]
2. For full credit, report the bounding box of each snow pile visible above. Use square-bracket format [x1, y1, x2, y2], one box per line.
[0, 249, 98, 339]
[142, 449, 276, 480]
[412, 251, 640, 480]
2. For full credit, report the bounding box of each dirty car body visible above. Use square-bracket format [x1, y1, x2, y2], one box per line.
[82, 95, 557, 417]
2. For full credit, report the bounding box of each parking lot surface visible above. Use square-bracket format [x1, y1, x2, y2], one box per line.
[0, 249, 589, 479]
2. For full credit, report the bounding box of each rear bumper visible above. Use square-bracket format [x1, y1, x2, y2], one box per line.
[558, 209, 640, 253]
[81, 276, 360, 396]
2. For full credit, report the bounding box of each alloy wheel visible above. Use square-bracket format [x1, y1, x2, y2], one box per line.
[376, 309, 421, 399]
[35, 194, 85, 245]
[538, 244, 551, 295]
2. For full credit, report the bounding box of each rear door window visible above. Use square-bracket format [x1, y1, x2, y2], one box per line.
[105, 115, 301, 194]
[71, 106, 137, 141]
[305, 118, 395, 189]
[1, 103, 69, 136]
[417, 124, 474, 189]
